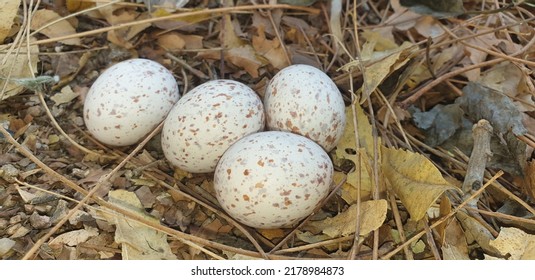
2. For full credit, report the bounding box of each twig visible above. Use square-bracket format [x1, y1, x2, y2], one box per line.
[423, 217, 441, 260]
[388, 193, 413, 260]
[461, 120, 493, 196]
[165, 53, 209, 80]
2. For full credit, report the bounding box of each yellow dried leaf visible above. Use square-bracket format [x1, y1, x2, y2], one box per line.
[335, 104, 378, 202]
[361, 30, 398, 51]
[0, 0, 20, 42]
[102, 190, 177, 260]
[489, 227, 535, 260]
[362, 41, 416, 98]
[381, 146, 456, 221]
[258, 228, 286, 240]
[30, 9, 80, 45]
[306, 200, 387, 238]
[66, 0, 94, 12]
[340, 39, 416, 99]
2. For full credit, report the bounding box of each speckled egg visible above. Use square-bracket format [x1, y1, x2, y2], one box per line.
[83, 59, 180, 146]
[214, 131, 333, 229]
[264, 64, 346, 151]
[161, 79, 265, 173]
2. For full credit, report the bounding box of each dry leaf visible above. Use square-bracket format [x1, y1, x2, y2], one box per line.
[340, 36, 416, 99]
[48, 227, 99, 249]
[296, 230, 332, 244]
[30, 9, 80, 45]
[488, 227, 535, 260]
[50, 85, 79, 105]
[456, 82, 528, 136]
[97, 4, 151, 49]
[0, 43, 39, 101]
[157, 32, 203, 51]
[456, 211, 500, 256]
[199, 15, 266, 77]
[361, 29, 398, 51]
[252, 25, 289, 70]
[157, 32, 186, 50]
[335, 105, 377, 202]
[305, 200, 387, 238]
[258, 228, 286, 240]
[441, 214, 470, 260]
[102, 190, 177, 260]
[66, 0, 94, 12]
[382, 146, 456, 221]
[0, 0, 20, 42]
[480, 62, 531, 111]
[413, 16, 445, 38]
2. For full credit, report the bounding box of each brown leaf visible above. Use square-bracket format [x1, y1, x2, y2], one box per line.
[66, 0, 94, 12]
[30, 9, 80, 45]
[0, 0, 20, 42]
[252, 26, 289, 70]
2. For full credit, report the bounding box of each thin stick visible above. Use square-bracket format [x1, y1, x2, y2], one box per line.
[389, 193, 413, 260]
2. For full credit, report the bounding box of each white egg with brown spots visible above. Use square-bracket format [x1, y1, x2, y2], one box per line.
[214, 131, 333, 229]
[83, 58, 180, 146]
[264, 64, 346, 151]
[161, 79, 265, 173]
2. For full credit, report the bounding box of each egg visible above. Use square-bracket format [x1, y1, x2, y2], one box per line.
[161, 79, 265, 173]
[264, 64, 346, 151]
[214, 131, 333, 229]
[83, 58, 180, 146]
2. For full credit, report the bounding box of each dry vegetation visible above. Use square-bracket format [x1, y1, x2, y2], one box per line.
[1, 0, 535, 260]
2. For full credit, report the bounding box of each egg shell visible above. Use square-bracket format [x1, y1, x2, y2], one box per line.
[83, 59, 180, 146]
[264, 64, 346, 151]
[161, 79, 265, 173]
[214, 131, 333, 229]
